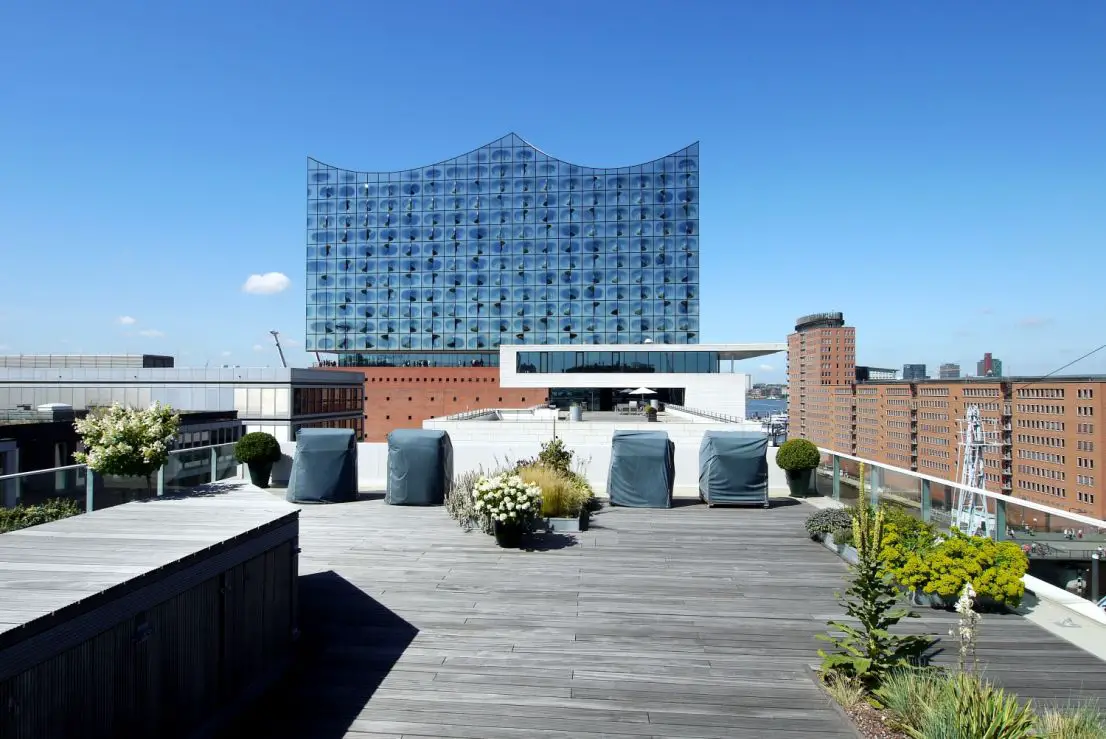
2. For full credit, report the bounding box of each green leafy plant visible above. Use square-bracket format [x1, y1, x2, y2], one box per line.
[921, 533, 1028, 607]
[234, 432, 283, 465]
[875, 668, 948, 731]
[877, 670, 1036, 739]
[643, 405, 658, 416]
[775, 438, 820, 471]
[537, 437, 574, 474]
[74, 402, 181, 492]
[817, 504, 934, 688]
[0, 498, 83, 533]
[804, 507, 853, 539]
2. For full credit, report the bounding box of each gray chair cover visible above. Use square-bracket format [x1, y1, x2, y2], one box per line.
[607, 430, 674, 508]
[698, 431, 769, 506]
[386, 429, 453, 505]
[286, 429, 357, 504]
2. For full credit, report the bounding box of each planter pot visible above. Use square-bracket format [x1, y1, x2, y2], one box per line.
[645, 414, 658, 423]
[247, 461, 274, 489]
[785, 468, 813, 497]
[494, 520, 523, 548]
[546, 509, 589, 533]
[569, 406, 583, 422]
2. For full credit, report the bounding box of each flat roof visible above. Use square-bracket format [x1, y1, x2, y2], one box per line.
[499, 343, 787, 361]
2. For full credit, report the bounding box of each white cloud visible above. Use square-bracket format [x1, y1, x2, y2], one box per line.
[252, 344, 265, 352]
[137, 329, 165, 338]
[1018, 316, 1053, 329]
[117, 315, 137, 325]
[758, 364, 774, 372]
[242, 272, 291, 295]
[0, 344, 9, 351]
[284, 337, 301, 346]
[221, 350, 232, 357]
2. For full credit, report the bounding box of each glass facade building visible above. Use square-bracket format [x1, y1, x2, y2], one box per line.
[306, 133, 699, 357]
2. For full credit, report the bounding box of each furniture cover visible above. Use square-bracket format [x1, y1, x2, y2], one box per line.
[386, 429, 453, 505]
[286, 428, 357, 504]
[698, 431, 769, 507]
[607, 430, 674, 508]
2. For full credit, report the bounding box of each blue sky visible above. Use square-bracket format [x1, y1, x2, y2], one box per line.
[0, 1, 1103, 382]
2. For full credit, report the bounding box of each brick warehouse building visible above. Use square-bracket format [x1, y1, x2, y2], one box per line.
[308, 133, 701, 441]
[788, 313, 1106, 521]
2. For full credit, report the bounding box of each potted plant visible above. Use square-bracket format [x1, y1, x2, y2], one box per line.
[644, 406, 658, 423]
[234, 432, 283, 489]
[472, 473, 543, 548]
[518, 464, 591, 533]
[74, 402, 180, 496]
[775, 438, 820, 497]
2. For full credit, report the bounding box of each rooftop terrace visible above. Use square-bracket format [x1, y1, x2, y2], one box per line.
[226, 489, 1106, 739]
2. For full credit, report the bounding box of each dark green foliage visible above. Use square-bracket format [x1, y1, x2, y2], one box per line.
[818, 504, 935, 688]
[775, 438, 821, 471]
[643, 405, 658, 416]
[0, 499, 83, 533]
[537, 437, 574, 474]
[805, 507, 853, 539]
[234, 432, 282, 465]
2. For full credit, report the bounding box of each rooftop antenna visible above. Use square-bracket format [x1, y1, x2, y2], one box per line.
[954, 405, 1000, 536]
[270, 331, 288, 368]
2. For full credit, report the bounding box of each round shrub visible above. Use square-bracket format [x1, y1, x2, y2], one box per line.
[234, 432, 282, 465]
[775, 438, 821, 471]
[804, 507, 854, 539]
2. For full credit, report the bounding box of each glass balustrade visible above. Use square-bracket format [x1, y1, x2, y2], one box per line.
[0, 444, 246, 518]
[0, 466, 87, 510]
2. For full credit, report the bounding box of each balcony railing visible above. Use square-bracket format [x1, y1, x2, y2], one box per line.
[813, 446, 1106, 544]
[0, 443, 241, 514]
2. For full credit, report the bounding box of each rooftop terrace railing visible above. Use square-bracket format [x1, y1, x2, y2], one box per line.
[0, 442, 241, 514]
[663, 403, 745, 423]
[813, 446, 1106, 602]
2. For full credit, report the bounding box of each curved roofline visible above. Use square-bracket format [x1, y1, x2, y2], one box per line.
[308, 132, 698, 174]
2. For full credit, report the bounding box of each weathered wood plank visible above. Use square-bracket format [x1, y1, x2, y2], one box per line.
[230, 493, 1106, 738]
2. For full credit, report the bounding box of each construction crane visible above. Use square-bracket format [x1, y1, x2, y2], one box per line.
[954, 405, 999, 536]
[270, 331, 288, 368]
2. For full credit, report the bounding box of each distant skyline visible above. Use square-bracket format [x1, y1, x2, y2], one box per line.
[1, 1, 1104, 384]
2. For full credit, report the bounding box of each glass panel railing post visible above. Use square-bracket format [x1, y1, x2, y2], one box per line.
[210, 447, 218, 484]
[921, 480, 931, 523]
[85, 470, 94, 513]
[869, 466, 881, 509]
[994, 498, 1006, 541]
[156, 466, 165, 497]
[1092, 553, 1102, 605]
[832, 456, 841, 501]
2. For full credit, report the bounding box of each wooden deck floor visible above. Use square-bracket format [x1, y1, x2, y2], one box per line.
[236, 495, 1106, 739]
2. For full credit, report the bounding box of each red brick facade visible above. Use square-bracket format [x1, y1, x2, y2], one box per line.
[318, 366, 545, 442]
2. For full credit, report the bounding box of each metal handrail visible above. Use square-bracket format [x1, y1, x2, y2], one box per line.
[0, 463, 87, 482]
[664, 403, 745, 424]
[0, 442, 243, 513]
[818, 446, 1106, 532]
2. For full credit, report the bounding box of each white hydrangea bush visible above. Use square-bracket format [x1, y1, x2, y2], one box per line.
[73, 402, 181, 487]
[472, 473, 543, 527]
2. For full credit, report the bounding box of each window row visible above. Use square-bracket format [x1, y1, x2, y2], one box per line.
[308, 333, 700, 352]
[516, 350, 720, 375]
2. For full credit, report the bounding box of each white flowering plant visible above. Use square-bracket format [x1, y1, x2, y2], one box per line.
[74, 402, 181, 490]
[472, 473, 543, 528]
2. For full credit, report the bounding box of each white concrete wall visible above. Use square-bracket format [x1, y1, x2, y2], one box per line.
[270, 424, 789, 496]
[423, 417, 787, 495]
[680, 374, 747, 419]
